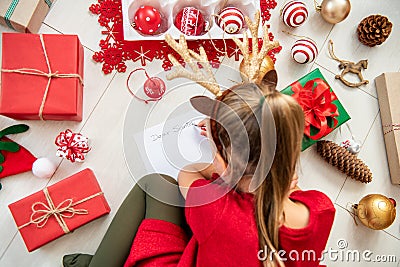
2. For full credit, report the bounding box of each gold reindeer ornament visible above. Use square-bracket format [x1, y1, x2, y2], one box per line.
[328, 40, 369, 88]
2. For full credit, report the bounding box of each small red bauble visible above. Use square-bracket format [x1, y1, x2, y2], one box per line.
[133, 5, 162, 35]
[127, 68, 166, 103]
[144, 77, 166, 99]
[174, 7, 205, 36]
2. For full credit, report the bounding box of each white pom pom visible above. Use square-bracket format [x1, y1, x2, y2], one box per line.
[32, 158, 56, 179]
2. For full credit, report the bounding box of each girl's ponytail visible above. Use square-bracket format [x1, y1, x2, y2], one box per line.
[254, 93, 304, 266]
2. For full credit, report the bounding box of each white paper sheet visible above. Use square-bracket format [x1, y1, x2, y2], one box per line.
[134, 113, 214, 179]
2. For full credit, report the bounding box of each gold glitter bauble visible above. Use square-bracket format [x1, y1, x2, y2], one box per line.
[240, 54, 277, 86]
[319, 0, 351, 24]
[354, 194, 396, 230]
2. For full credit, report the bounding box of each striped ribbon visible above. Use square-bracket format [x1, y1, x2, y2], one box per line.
[4, 0, 52, 30]
[4, 0, 19, 30]
[44, 0, 52, 8]
[383, 124, 400, 135]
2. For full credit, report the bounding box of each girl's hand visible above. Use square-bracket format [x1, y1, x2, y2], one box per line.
[197, 119, 208, 137]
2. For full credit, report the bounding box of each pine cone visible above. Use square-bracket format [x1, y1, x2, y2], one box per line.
[357, 15, 392, 47]
[316, 140, 372, 183]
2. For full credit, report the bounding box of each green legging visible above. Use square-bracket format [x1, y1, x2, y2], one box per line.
[63, 173, 185, 267]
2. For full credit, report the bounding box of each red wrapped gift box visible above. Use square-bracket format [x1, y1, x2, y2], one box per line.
[0, 33, 84, 121]
[8, 168, 110, 252]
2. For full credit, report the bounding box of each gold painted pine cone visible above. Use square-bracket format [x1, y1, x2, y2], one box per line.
[316, 140, 372, 183]
[357, 14, 393, 47]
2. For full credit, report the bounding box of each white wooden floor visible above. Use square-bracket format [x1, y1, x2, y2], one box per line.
[1, 0, 400, 266]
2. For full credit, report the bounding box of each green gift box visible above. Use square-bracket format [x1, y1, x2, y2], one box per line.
[281, 68, 351, 151]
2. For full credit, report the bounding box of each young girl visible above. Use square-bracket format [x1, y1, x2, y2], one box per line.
[176, 83, 336, 266]
[63, 83, 335, 267]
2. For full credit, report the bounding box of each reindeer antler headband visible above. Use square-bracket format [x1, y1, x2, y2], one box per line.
[165, 34, 222, 96]
[165, 10, 280, 97]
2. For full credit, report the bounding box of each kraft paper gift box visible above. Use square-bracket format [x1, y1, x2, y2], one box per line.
[375, 73, 400, 185]
[0, 33, 84, 121]
[8, 168, 111, 252]
[281, 68, 351, 151]
[0, 0, 52, 33]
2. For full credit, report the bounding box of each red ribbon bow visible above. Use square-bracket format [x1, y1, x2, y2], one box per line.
[291, 78, 339, 140]
[55, 129, 90, 163]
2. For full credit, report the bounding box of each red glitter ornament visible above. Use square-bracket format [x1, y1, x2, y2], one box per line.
[174, 7, 205, 36]
[144, 77, 165, 99]
[133, 5, 162, 35]
[127, 68, 166, 103]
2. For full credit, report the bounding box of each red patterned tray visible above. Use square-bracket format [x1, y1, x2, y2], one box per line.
[89, 0, 281, 74]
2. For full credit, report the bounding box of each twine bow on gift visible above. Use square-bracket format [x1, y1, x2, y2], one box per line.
[55, 129, 90, 163]
[291, 78, 339, 140]
[1, 34, 83, 120]
[18, 188, 103, 234]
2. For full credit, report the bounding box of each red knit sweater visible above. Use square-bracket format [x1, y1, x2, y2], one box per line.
[124, 179, 335, 267]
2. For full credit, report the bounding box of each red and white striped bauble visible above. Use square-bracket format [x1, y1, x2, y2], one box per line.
[217, 7, 244, 34]
[281, 1, 308, 28]
[291, 39, 318, 64]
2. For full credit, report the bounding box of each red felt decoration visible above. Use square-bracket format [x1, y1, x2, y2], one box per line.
[0, 124, 56, 179]
[133, 6, 162, 35]
[89, 0, 280, 73]
[174, 7, 205, 36]
[0, 137, 36, 179]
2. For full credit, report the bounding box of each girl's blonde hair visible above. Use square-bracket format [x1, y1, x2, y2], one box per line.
[213, 83, 304, 266]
